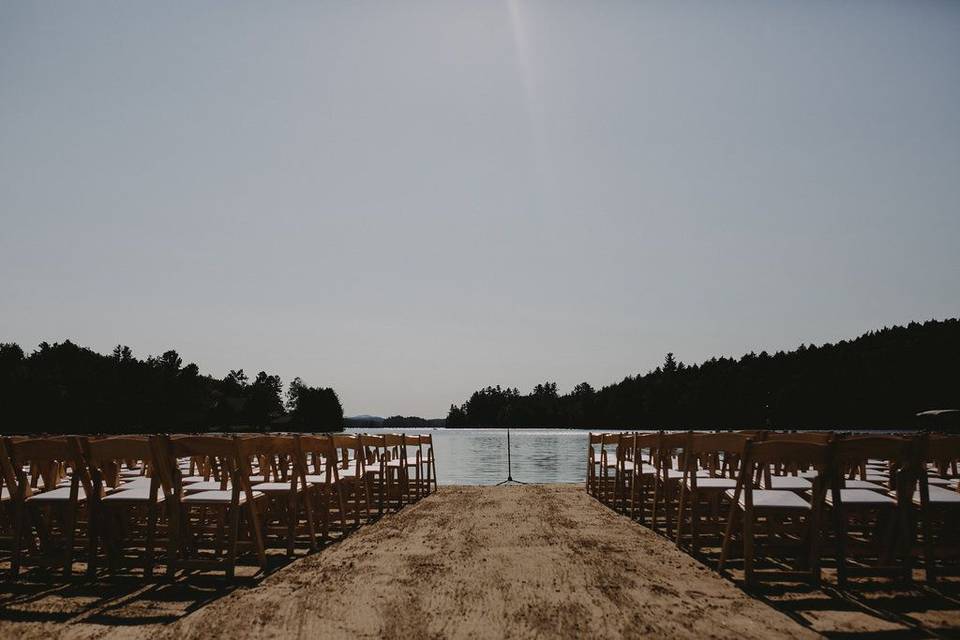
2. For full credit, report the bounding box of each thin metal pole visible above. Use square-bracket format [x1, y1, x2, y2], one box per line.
[506, 428, 513, 481]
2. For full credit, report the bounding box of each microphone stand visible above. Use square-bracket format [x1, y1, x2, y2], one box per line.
[496, 427, 527, 485]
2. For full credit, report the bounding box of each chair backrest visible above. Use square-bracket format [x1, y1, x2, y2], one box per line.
[152, 435, 236, 498]
[920, 435, 960, 485]
[686, 432, 751, 478]
[656, 431, 691, 470]
[744, 440, 831, 473]
[763, 431, 834, 444]
[832, 435, 913, 467]
[330, 434, 364, 475]
[296, 435, 340, 484]
[235, 435, 297, 481]
[5, 436, 89, 499]
[82, 436, 153, 491]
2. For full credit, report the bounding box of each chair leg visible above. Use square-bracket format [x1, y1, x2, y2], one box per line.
[718, 505, 739, 572]
[63, 502, 79, 577]
[226, 505, 240, 580]
[676, 483, 687, 545]
[11, 499, 25, 577]
[145, 500, 158, 578]
[743, 506, 755, 587]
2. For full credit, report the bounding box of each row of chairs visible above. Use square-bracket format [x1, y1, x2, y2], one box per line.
[588, 431, 960, 587]
[0, 432, 438, 580]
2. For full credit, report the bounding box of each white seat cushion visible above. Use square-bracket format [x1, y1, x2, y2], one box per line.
[103, 487, 164, 503]
[338, 467, 364, 478]
[686, 477, 737, 490]
[118, 476, 152, 487]
[29, 486, 87, 502]
[725, 488, 811, 510]
[304, 474, 328, 484]
[826, 489, 896, 505]
[843, 479, 885, 491]
[184, 481, 228, 493]
[767, 476, 812, 491]
[251, 482, 294, 492]
[926, 477, 952, 487]
[183, 490, 263, 504]
[914, 486, 960, 505]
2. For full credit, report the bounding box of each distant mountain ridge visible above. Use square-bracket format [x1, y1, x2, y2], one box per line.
[344, 415, 445, 428]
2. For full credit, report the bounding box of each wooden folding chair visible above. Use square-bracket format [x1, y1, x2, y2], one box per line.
[402, 434, 427, 501]
[626, 433, 658, 522]
[3, 436, 91, 578]
[915, 434, 960, 583]
[650, 431, 692, 537]
[151, 435, 267, 580]
[81, 435, 163, 577]
[587, 433, 603, 497]
[596, 433, 622, 506]
[357, 433, 406, 515]
[676, 432, 748, 553]
[294, 434, 344, 542]
[330, 434, 371, 526]
[828, 435, 915, 588]
[419, 433, 438, 494]
[719, 439, 830, 587]
[237, 435, 314, 556]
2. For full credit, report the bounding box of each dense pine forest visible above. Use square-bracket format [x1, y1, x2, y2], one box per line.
[0, 341, 343, 434]
[446, 319, 960, 430]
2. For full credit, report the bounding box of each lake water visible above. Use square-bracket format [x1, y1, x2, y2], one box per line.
[346, 427, 592, 485]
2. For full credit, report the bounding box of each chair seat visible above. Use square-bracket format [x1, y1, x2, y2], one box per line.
[305, 474, 329, 484]
[926, 477, 952, 487]
[114, 479, 153, 493]
[338, 467, 364, 479]
[183, 490, 263, 504]
[685, 477, 737, 490]
[725, 488, 811, 510]
[28, 486, 87, 502]
[914, 486, 960, 505]
[766, 476, 812, 491]
[844, 479, 886, 491]
[827, 489, 896, 506]
[184, 481, 228, 493]
[251, 482, 295, 492]
[103, 487, 165, 503]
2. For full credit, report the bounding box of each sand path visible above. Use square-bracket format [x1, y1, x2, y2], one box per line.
[156, 485, 815, 639]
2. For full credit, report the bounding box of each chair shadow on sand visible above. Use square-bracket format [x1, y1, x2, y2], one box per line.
[0, 551, 297, 629]
[693, 548, 960, 639]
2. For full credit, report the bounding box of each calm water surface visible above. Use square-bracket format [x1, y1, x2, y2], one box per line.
[346, 427, 594, 485]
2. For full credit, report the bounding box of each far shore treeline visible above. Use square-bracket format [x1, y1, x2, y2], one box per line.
[0, 342, 343, 434]
[447, 319, 960, 430]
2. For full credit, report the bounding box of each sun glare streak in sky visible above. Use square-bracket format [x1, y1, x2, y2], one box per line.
[505, 0, 550, 196]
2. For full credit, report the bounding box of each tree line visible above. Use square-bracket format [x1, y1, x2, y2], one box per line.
[0, 341, 343, 434]
[447, 319, 960, 430]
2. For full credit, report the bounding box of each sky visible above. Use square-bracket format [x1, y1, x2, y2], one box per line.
[1, 1, 959, 417]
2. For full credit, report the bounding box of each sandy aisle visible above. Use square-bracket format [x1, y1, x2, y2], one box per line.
[150, 485, 815, 640]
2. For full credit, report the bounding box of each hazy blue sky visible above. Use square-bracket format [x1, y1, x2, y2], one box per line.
[2, 1, 958, 417]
